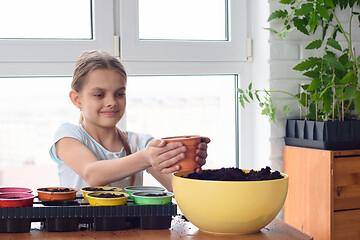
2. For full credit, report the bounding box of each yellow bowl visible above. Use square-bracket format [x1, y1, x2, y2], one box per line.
[81, 186, 123, 200]
[86, 191, 129, 206]
[172, 169, 288, 235]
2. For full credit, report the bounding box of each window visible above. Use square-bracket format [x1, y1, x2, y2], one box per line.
[138, 0, 227, 41]
[119, 0, 247, 61]
[0, 0, 248, 189]
[0, 77, 78, 189]
[0, 0, 92, 39]
[126, 75, 238, 169]
[0, 0, 114, 77]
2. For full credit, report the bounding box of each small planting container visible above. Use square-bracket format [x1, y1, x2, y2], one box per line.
[124, 186, 165, 200]
[132, 191, 173, 205]
[37, 187, 77, 201]
[81, 186, 123, 200]
[87, 191, 129, 206]
[0, 187, 32, 193]
[0, 192, 35, 207]
[162, 135, 202, 171]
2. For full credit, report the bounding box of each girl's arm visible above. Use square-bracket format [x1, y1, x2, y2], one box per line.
[55, 138, 186, 186]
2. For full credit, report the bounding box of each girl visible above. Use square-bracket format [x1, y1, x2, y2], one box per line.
[49, 50, 210, 191]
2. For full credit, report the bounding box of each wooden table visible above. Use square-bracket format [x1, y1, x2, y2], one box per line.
[0, 217, 313, 240]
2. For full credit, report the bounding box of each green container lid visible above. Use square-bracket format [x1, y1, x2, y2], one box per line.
[132, 191, 173, 205]
[124, 186, 165, 200]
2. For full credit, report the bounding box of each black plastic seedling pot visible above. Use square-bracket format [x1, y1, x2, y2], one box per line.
[285, 119, 360, 150]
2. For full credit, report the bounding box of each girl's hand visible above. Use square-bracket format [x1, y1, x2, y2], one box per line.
[145, 139, 186, 174]
[194, 137, 211, 173]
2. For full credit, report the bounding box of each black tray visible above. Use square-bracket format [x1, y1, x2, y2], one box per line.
[0, 200, 177, 233]
[285, 119, 360, 150]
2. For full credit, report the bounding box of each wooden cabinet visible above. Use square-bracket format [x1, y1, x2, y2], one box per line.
[283, 146, 360, 240]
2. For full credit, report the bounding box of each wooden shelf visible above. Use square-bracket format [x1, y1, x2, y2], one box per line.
[283, 146, 360, 240]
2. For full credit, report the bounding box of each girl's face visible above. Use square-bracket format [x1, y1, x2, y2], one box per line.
[73, 68, 126, 129]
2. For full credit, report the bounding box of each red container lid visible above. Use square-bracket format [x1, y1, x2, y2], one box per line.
[0, 192, 35, 207]
[0, 187, 32, 193]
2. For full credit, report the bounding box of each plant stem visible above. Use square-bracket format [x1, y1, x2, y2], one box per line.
[330, 8, 354, 62]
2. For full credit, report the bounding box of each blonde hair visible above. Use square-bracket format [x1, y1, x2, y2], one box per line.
[72, 51, 135, 184]
[72, 50, 127, 125]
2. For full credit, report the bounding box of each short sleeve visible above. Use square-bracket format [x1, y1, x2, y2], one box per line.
[49, 122, 84, 164]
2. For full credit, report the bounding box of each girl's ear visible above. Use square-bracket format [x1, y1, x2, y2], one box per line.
[69, 90, 82, 110]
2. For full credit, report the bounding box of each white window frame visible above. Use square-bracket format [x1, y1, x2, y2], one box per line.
[0, 0, 114, 77]
[119, 0, 247, 61]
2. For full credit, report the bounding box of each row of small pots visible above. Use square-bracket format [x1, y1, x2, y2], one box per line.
[0, 186, 173, 207]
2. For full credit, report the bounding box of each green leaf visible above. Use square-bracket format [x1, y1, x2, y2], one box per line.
[306, 39, 323, 49]
[308, 11, 320, 33]
[316, 4, 331, 21]
[243, 94, 250, 103]
[355, 92, 360, 117]
[277, 27, 295, 39]
[268, 9, 288, 22]
[340, 84, 357, 101]
[323, 54, 346, 72]
[263, 27, 278, 34]
[307, 79, 322, 91]
[293, 17, 309, 35]
[249, 91, 254, 100]
[255, 91, 261, 102]
[295, 3, 314, 16]
[340, 70, 356, 84]
[293, 57, 322, 71]
[283, 105, 291, 116]
[350, 0, 357, 7]
[327, 38, 342, 51]
[279, 0, 294, 4]
[324, 0, 335, 8]
[239, 96, 245, 108]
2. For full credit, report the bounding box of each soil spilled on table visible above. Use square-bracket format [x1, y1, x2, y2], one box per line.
[185, 166, 283, 181]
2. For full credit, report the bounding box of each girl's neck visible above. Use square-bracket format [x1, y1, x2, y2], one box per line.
[82, 123, 124, 152]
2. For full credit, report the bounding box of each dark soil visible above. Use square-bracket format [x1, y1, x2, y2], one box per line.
[185, 166, 284, 181]
[85, 187, 119, 191]
[143, 193, 167, 197]
[95, 193, 125, 198]
[41, 188, 73, 192]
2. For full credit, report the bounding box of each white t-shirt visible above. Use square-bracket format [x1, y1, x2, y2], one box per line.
[49, 122, 153, 190]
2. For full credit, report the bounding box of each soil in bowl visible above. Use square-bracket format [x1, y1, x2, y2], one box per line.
[185, 166, 283, 181]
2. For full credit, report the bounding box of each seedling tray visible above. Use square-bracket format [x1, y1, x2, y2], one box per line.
[0, 198, 177, 233]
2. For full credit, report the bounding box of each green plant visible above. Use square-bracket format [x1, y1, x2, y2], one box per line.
[239, 0, 360, 122]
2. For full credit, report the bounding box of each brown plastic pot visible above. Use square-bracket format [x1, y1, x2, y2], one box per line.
[37, 187, 77, 201]
[0, 192, 35, 207]
[162, 135, 202, 171]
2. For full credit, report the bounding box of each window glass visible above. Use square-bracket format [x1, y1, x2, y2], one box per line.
[0, 0, 92, 39]
[0, 77, 78, 190]
[138, 0, 227, 41]
[126, 75, 237, 170]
